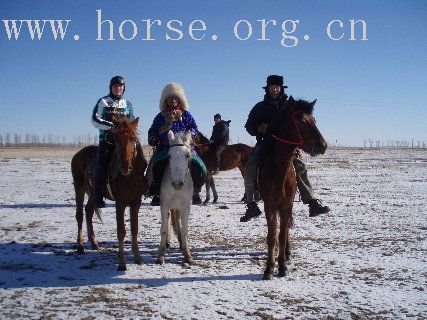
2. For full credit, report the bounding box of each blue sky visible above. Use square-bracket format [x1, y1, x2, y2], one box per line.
[1, 0, 426, 146]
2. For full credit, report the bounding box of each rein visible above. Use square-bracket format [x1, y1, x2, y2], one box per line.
[170, 143, 186, 148]
[114, 128, 140, 168]
[192, 141, 213, 147]
[271, 111, 304, 146]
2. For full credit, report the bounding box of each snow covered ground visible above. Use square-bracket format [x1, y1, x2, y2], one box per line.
[0, 147, 426, 319]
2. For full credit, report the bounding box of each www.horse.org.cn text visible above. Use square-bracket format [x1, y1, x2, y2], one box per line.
[1, 9, 368, 47]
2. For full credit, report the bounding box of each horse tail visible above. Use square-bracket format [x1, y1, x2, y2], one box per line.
[94, 207, 103, 224]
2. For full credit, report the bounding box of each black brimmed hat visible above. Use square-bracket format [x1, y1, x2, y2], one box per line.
[263, 75, 288, 89]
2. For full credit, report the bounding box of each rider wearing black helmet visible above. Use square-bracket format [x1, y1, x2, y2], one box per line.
[91, 75, 135, 207]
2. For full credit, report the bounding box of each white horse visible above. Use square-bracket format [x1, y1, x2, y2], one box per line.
[157, 130, 194, 265]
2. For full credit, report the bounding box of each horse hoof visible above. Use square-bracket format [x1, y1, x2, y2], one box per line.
[203, 200, 209, 206]
[278, 268, 289, 277]
[117, 265, 127, 271]
[184, 256, 194, 264]
[262, 273, 273, 280]
[135, 258, 143, 265]
[156, 257, 165, 265]
[91, 244, 100, 251]
[262, 271, 274, 280]
[77, 246, 85, 254]
[213, 198, 218, 204]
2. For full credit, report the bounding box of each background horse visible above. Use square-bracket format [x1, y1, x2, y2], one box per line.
[194, 132, 252, 204]
[157, 131, 194, 265]
[259, 97, 327, 280]
[71, 117, 147, 271]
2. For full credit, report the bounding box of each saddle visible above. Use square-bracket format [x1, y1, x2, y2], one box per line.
[151, 149, 207, 176]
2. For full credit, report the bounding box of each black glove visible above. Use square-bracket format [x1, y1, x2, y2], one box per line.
[148, 136, 159, 147]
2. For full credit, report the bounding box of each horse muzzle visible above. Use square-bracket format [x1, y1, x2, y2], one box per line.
[312, 141, 327, 156]
[172, 181, 184, 190]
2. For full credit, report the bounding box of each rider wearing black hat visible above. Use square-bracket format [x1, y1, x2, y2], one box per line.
[91, 76, 135, 207]
[240, 75, 330, 222]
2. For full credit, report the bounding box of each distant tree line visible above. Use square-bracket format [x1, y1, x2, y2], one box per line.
[0, 133, 99, 148]
[362, 139, 426, 149]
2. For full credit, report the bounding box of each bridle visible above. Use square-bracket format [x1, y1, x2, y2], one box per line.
[169, 143, 192, 170]
[113, 128, 139, 171]
[271, 111, 304, 146]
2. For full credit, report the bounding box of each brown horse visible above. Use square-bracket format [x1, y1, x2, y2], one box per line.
[258, 97, 327, 280]
[193, 132, 252, 204]
[71, 117, 147, 271]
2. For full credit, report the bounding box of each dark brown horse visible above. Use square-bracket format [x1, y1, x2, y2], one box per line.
[259, 97, 327, 280]
[71, 117, 147, 271]
[193, 132, 252, 204]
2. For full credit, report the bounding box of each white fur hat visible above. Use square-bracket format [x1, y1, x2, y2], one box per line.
[159, 82, 189, 112]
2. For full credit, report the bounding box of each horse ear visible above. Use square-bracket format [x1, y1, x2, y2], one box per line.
[167, 130, 175, 144]
[133, 117, 139, 126]
[311, 99, 317, 107]
[288, 95, 295, 102]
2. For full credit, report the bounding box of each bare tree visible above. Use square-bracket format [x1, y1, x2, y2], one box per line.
[5, 133, 11, 147]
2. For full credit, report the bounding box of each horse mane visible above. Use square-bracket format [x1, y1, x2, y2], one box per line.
[112, 117, 140, 143]
[269, 97, 314, 133]
[195, 130, 210, 144]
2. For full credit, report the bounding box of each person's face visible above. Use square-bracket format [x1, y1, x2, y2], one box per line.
[214, 118, 220, 124]
[111, 83, 124, 97]
[166, 96, 180, 108]
[268, 85, 281, 99]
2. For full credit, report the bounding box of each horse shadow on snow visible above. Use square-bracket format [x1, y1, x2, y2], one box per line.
[0, 240, 264, 289]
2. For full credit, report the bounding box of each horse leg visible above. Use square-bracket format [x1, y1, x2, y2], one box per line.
[129, 200, 142, 265]
[180, 205, 193, 264]
[166, 217, 172, 249]
[85, 199, 99, 250]
[157, 206, 170, 265]
[285, 216, 292, 262]
[263, 206, 278, 280]
[170, 209, 183, 250]
[75, 187, 85, 254]
[277, 209, 292, 277]
[203, 180, 211, 205]
[115, 202, 127, 271]
[238, 165, 247, 202]
[211, 177, 218, 203]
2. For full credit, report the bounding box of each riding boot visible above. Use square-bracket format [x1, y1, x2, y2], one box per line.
[308, 199, 330, 217]
[240, 201, 262, 222]
[151, 159, 167, 206]
[94, 165, 106, 208]
[190, 161, 206, 205]
[94, 139, 114, 208]
[212, 158, 220, 175]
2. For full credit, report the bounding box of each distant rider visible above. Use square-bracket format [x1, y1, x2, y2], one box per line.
[209, 113, 231, 175]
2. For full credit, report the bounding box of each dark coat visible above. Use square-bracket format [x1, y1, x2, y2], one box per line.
[245, 94, 288, 144]
[210, 120, 230, 146]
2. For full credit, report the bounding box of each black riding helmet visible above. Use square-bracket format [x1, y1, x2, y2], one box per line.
[109, 76, 125, 98]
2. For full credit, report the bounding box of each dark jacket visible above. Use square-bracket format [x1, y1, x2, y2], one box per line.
[245, 94, 288, 144]
[210, 120, 230, 146]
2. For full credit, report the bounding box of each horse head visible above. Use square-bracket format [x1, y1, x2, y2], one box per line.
[111, 116, 140, 176]
[167, 130, 192, 190]
[271, 96, 327, 156]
